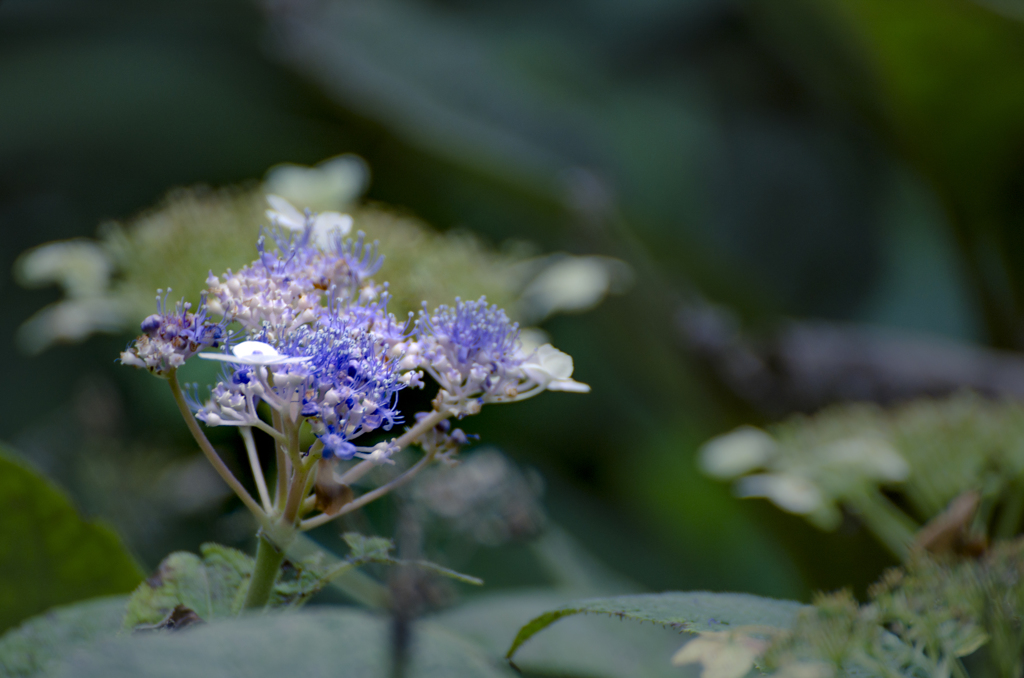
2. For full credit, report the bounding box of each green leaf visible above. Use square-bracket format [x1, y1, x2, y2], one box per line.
[396, 560, 484, 587]
[342, 532, 395, 560]
[0, 595, 126, 678]
[0, 446, 143, 633]
[123, 543, 329, 629]
[45, 608, 516, 678]
[286, 534, 389, 608]
[315, 533, 483, 588]
[432, 590, 688, 678]
[506, 591, 807, 660]
[123, 544, 247, 628]
[124, 536, 480, 631]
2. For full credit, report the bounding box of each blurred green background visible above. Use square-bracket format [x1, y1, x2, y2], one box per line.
[3, 0, 1024, 612]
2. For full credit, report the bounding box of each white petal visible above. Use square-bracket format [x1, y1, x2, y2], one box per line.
[547, 378, 590, 393]
[671, 631, 766, 678]
[312, 212, 353, 249]
[699, 427, 777, 479]
[233, 340, 280, 358]
[265, 194, 305, 230]
[520, 343, 576, 385]
[521, 364, 555, 386]
[263, 155, 368, 211]
[520, 257, 609, 321]
[537, 344, 574, 379]
[736, 474, 823, 514]
[198, 353, 312, 366]
[517, 328, 550, 354]
[198, 341, 312, 366]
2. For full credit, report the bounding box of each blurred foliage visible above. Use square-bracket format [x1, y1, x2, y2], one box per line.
[754, 0, 1024, 346]
[7, 0, 1024, 645]
[508, 538, 1024, 677]
[762, 538, 1024, 677]
[45, 607, 519, 678]
[0, 446, 142, 634]
[701, 394, 1024, 559]
[122, 543, 324, 630]
[122, 534, 483, 630]
[506, 591, 806, 661]
[0, 596, 127, 678]
[14, 181, 529, 353]
[353, 205, 525, 318]
[432, 590, 686, 678]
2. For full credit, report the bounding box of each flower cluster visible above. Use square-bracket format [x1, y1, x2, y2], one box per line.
[414, 297, 589, 415]
[119, 292, 224, 376]
[416, 298, 523, 410]
[204, 232, 382, 342]
[190, 299, 411, 462]
[120, 196, 588, 533]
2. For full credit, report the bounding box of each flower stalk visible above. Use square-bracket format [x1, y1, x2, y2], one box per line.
[167, 370, 267, 522]
[243, 533, 287, 610]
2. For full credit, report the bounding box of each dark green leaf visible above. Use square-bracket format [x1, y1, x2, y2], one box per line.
[0, 595, 126, 678]
[0, 447, 143, 633]
[432, 590, 687, 678]
[506, 591, 807, 659]
[46, 608, 516, 678]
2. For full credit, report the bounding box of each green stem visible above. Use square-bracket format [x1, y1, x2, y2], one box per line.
[240, 427, 273, 512]
[847, 489, 918, 561]
[995, 482, 1024, 539]
[338, 409, 450, 487]
[950, 655, 969, 678]
[271, 408, 287, 510]
[283, 465, 312, 526]
[243, 533, 287, 610]
[167, 370, 267, 520]
[300, 447, 438, 530]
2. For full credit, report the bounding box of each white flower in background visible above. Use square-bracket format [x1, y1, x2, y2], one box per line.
[265, 194, 353, 250]
[13, 240, 130, 354]
[15, 239, 113, 298]
[263, 154, 369, 212]
[519, 343, 590, 393]
[699, 426, 777, 479]
[199, 340, 312, 366]
[310, 211, 353, 249]
[18, 298, 128, 354]
[671, 630, 770, 678]
[821, 437, 910, 483]
[736, 473, 824, 515]
[264, 193, 306, 230]
[518, 254, 634, 324]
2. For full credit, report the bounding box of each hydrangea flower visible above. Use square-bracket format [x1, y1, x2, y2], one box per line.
[121, 196, 590, 550]
[416, 297, 523, 408]
[192, 295, 409, 460]
[416, 297, 589, 412]
[205, 198, 382, 340]
[119, 291, 224, 377]
[118, 193, 594, 610]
